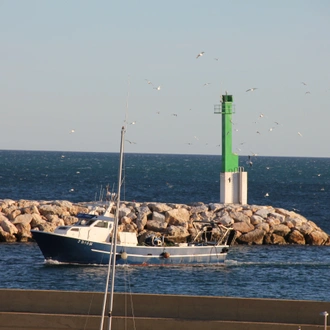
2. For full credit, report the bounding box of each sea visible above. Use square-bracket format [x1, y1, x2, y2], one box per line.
[1, 150, 330, 302]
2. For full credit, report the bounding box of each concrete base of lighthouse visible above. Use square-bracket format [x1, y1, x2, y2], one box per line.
[220, 171, 247, 204]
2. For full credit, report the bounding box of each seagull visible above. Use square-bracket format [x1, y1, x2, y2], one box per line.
[301, 82, 307, 86]
[126, 139, 136, 144]
[264, 193, 269, 197]
[194, 136, 199, 140]
[246, 88, 258, 92]
[172, 113, 178, 117]
[69, 188, 74, 192]
[247, 156, 253, 167]
[70, 129, 75, 134]
[203, 83, 211, 86]
[129, 121, 136, 125]
[145, 79, 152, 85]
[250, 151, 258, 157]
[154, 86, 161, 90]
[196, 51, 204, 59]
[298, 132, 303, 137]
[214, 58, 219, 61]
[259, 113, 264, 118]
[305, 91, 311, 94]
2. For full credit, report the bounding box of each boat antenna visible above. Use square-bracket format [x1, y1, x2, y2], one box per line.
[123, 75, 130, 129]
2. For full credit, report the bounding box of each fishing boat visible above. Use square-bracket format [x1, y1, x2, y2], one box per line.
[31, 127, 235, 266]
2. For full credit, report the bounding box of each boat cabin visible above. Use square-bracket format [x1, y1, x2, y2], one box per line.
[53, 213, 138, 246]
[54, 213, 115, 242]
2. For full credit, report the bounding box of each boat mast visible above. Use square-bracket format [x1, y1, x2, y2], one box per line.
[99, 126, 125, 330]
[107, 126, 125, 330]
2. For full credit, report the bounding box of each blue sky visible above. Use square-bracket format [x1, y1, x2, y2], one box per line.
[1, 0, 330, 157]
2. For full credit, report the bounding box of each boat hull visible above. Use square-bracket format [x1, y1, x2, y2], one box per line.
[31, 230, 229, 266]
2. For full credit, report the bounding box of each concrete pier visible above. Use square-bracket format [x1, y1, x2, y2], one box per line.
[1, 289, 330, 329]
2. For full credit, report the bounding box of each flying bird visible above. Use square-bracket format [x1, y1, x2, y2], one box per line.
[264, 193, 269, 197]
[305, 91, 311, 94]
[196, 51, 205, 59]
[203, 83, 211, 86]
[214, 58, 219, 61]
[154, 86, 161, 91]
[247, 156, 253, 167]
[70, 129, 75, 134]
[145, 79, 152, 85]
[246, 88, 258, 92]
[301, 82, 307, 86]
[126, 140, 136, 144]
[298, 132, 303, 137]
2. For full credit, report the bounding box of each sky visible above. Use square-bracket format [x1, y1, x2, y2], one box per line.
[1, 0, 330, 157]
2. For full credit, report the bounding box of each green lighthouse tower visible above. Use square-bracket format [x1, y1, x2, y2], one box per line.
[221, 94, 238, 172]
[214, 93, 247, 204]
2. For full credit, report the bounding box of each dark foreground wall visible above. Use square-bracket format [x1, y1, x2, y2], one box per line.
[1, 289, 330, 330]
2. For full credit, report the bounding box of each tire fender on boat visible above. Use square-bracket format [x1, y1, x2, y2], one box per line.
[160, 252, 170, 259]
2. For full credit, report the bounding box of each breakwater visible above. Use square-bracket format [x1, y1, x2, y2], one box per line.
[0, 199, 329, 245]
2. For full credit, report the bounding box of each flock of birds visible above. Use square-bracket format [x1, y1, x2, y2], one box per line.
[133, 51, 308, 154]
[118, 50, 311, 156]
[67, 51, 321, 199]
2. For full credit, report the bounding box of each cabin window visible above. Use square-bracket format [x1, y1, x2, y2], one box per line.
[76, 219, 96, 226]
[94, 221, 109, 228]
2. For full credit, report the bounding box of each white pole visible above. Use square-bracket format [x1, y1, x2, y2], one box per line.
[320, 311, 328, 330]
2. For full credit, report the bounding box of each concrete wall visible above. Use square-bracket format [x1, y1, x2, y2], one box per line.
[1, 289, 330, 330]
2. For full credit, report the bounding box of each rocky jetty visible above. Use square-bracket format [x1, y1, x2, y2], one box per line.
[0, 199, 329, 245]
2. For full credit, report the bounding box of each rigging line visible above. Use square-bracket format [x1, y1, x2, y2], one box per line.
[125, 265, 137, 330]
